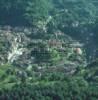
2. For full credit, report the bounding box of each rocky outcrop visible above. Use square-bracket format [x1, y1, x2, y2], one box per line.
[0, 26, 86, 75]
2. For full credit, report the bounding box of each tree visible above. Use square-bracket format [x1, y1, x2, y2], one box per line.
[0, 0, 27, 25]
[24, 0, 51, 26]
[51, 0, 96, 27]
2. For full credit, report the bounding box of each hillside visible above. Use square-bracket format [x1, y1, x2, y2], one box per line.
[0, 0, 98, 100]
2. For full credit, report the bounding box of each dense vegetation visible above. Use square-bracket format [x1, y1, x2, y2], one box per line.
[0, 0, 97, 26]
[0, 0, 98, 100]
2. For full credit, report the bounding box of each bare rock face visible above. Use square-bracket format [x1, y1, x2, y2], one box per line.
[0, 26, 33, 67]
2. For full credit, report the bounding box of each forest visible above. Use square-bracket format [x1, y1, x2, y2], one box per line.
[0, 0, 98, 100]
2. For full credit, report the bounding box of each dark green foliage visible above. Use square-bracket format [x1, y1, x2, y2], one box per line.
[48, 0, 97, 30]
[24, 0, 51, 26]
[0, 0, 97, 26]
[0, 76, 98, 100]
[0, 0, 52, 26]
[0, 0, 27, 25]
[0, 0, 98, 99]
[0, 62, 98, 99]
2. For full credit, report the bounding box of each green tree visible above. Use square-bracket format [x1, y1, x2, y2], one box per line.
[24, 0, 51, 26]
[48, 0, 97, 31]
